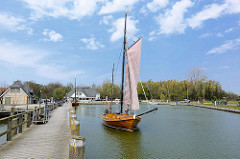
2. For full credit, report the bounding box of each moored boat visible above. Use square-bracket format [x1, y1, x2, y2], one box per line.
[102, 11, 157, 131]
[102, 113, 141, 131]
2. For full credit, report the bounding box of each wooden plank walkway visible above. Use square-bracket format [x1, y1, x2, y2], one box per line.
[0, 103, 70, 159]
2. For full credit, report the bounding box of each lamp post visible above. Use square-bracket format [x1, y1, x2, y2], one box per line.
[39, 90, 42, 108]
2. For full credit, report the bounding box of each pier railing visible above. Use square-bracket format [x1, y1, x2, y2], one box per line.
[0, 111, 32, 141]
[0, 102, 62, 143]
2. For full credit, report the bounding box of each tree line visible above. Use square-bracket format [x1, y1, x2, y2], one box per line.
[25, 81, 73, 99]
[96, 79, 239, 101]
[96, 67, 239, 101]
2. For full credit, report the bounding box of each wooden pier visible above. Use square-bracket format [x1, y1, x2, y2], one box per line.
[0, 103, 70, 158]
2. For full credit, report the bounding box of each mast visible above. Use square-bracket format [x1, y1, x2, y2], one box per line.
[120, 11, 129, 113]
[75, 77, 77, 102]
[110, 63, 114, 101]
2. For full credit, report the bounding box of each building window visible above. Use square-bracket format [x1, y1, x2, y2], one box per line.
[16, 88, 20, 93]
[11, 89, 15, 93]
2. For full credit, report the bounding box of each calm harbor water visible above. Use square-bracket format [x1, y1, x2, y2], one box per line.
[76, 104, 240, 159]
[1, 104, 240, 158]
[0, 121, 7, 145]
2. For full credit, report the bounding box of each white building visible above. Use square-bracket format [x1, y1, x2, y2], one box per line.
[67, 87, 100, 101]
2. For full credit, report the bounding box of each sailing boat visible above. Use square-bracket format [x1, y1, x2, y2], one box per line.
[72, 77, 79, 107]
[101, 12, 157, 131]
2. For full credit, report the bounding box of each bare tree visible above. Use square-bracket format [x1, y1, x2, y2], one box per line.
[187, 67, 207, 83]
[187, 67, 207, 100]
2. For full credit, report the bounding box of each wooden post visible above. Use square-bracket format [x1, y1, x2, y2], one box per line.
[10, 107, 15, 116]
[24, 112, 30, 128]
[27, 112, 31, 127]
[7, 119, 12, 141]
[11, 118, 17, 137]
[69, 136, 86, 159]
[19, 115, 23, 133]
[70, 119, 80, 136]
[24, 113, 28, 128]
[34, 106, 38, 121]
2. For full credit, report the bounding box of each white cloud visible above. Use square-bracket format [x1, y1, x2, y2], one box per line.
[99, 0, 139, 15]
[148, 31, 157, 41]
[42, 29, 63, 42]
[22, 0, 103, 20]
[207, 38, 240, 55]
[0, 12, 32, 33]
[188, 0, 240, 29]
[225, 28, 233, 33]
[108, 16, 139, 42]
[147, 0, 169, 12]
[139, 6, 148, 16]
[225, 0, 240, 14]
[0, 41, 46, 67]
[80, 38, 104, 50]
[100, 15, 113, 25]
[156, 0, 194, 35]
[216, 33, 224, 37]
[0, 41, 83, 80]
[188, 3, 226, 29]
[199, 33, 212, 38]
[151, 0, 240, 36]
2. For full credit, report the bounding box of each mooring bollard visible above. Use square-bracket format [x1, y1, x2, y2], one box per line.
[70, 109, 76, 115]
[70, 119, 80, 136]
[69, 136, 86, 159]
[70, 114, 77, 124]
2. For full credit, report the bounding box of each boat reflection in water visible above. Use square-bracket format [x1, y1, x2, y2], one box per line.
[102, 124, 144, 159]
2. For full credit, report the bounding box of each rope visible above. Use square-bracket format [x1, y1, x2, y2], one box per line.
[139, 79, 150, 109]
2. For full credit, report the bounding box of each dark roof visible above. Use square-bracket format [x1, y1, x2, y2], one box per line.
[10, 81, 33, 97]
[67, 87, 99, 97]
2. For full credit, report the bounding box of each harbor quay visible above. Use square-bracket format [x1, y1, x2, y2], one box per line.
[0, 103, 71, 158]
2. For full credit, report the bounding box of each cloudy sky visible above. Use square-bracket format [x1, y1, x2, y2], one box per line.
[0, 0, 239, 94]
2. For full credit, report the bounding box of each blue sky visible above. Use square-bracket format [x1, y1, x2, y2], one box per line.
[0, 0, 239, 94]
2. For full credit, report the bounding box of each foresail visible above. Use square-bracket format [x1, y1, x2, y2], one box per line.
[123, 38, 142, 110]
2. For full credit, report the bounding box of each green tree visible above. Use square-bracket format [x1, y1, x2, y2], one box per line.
[53, 87, 66, 99]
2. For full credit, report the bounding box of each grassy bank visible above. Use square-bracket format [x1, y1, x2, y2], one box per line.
[191, 101, 240, 110]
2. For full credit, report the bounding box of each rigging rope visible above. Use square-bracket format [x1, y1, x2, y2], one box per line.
[139, 78, 150, 109]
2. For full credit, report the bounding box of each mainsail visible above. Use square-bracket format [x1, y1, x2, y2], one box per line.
[123, 38, 142, 110]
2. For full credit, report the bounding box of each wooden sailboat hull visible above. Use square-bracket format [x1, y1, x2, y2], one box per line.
[102, 113, 141, 131]
[72, 102, 79, 106]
